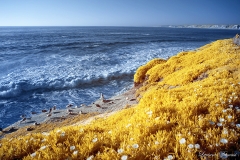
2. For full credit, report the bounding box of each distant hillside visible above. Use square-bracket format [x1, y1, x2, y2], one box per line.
[167, 24, 240, 30]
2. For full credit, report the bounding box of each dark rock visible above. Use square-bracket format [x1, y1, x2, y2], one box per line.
[34, 122, 40, 126]
[20, 117, 27, 123]
[20, 114, 26, 118]
[93, 103, 101, 108]
[66, 104, 73, 108]
[31, 111, 37, 114]
[8, 127, 17, 132]
[26, 127, 33, 131]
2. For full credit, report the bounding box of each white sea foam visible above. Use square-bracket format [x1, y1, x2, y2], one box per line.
[1, 26, 232, 128]
[0, 42, 192, 99]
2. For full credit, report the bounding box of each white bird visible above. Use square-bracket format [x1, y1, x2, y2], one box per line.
[48, 108, 52, 113]
[100, 93, 107, 102]
[100, 93, 104, 100]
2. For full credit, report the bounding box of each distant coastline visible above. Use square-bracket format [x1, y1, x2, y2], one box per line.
[163, 24, 240, 30]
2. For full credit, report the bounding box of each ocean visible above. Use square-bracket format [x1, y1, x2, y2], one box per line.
[0, 26, 239, 128]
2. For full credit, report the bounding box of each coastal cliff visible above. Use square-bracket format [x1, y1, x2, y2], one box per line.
[167, 24, 240, 30]
[0, 38, 240, 159]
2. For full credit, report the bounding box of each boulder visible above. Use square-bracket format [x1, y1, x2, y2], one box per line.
[233, 34, 240, 45]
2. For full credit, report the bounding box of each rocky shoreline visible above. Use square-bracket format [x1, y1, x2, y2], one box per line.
[0, 86, 138, 139]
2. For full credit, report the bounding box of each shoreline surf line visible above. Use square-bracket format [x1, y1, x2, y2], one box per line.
[0, 86, 139, 139]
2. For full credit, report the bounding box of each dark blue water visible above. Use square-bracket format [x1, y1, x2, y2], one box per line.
[0, 26, 238, 128]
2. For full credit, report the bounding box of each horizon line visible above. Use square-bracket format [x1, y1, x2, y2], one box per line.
[0, 24, 239, 27]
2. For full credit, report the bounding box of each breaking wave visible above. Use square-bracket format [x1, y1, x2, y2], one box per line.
[0, 71, 134, 99]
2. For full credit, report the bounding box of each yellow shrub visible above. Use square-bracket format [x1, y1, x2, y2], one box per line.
[133, 58, 166, 84]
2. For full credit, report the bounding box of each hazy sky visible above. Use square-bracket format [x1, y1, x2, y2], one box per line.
[0, 0, 240, 26]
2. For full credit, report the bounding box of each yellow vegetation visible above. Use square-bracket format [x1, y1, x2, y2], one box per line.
[134, 58, 166, 84]
[0, 39, 240, 159]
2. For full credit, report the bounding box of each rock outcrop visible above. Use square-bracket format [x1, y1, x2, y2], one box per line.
[233, 34, 240, 45]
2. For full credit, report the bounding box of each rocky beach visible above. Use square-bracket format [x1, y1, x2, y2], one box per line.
[0, 86, 138, 139]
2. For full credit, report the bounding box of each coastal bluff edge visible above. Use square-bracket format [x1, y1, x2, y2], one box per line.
[0, 37, 240, 159]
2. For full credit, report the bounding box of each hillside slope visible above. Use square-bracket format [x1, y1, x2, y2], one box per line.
[0, 38, 240, 160]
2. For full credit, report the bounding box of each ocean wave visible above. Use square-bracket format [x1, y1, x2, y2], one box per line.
[0, 71, 134, 99]
[108, 32, 133, 35]
[35, 41, 137, 51]
[37, 41, 82, 49]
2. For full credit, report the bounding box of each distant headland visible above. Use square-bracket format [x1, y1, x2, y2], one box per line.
[163, 24, 240, 30]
